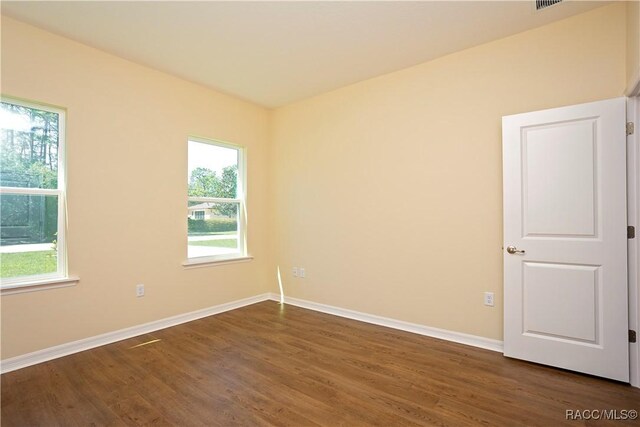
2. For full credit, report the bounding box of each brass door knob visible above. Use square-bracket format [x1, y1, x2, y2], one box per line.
[506, 246, 525, 255]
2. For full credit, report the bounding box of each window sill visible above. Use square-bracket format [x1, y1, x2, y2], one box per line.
[1, 276, 80, 295]
[182, 255, 254, 269]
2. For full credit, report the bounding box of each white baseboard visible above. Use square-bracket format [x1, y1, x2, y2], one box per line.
[1, 293, 272, 374]
[1, 291, 503, 374]
[8, 291, 635, 387]
[268, 293, 503, 353]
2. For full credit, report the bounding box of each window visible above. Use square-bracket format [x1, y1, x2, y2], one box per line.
[0, 98, 68, 286]
[187, 137, 246, 262]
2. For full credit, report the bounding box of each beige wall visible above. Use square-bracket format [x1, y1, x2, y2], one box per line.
[1, 17, 271, 359]
[270, 4, 627, 340]
[0, 4, 630, 359]
[628, 0, 640, 92]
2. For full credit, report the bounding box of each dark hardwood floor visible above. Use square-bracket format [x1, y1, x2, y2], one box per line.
[2, 301, 639, 426]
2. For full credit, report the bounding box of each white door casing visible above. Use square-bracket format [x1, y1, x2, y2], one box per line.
[502, 97, 629, 382]
[627, 96, 640, 388]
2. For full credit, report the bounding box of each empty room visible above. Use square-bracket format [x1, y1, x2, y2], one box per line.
[1, 0, 640, 425]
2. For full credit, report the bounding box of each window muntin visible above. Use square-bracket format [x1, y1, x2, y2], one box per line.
[187, 138, 245, 261]
[0, 99, 67, 284]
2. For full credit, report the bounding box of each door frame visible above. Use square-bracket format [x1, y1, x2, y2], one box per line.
[626, 94, 640, 388]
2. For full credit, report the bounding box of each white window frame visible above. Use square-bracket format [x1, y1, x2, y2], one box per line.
[0, 97, 76, 292]
[185, 136, 248, 266]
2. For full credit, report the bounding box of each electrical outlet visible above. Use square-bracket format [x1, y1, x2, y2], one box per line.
[484, 292, 494, 307]
[292, 267, 298, 277]
[299, 268, 305, 278]
[136, 284, 145, 298]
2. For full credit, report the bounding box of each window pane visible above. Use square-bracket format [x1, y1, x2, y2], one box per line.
[187, 201, 239, 258]
[0, 102, 60, 189]
[188, 140, 238, 198]
[0, 194, 59, 279]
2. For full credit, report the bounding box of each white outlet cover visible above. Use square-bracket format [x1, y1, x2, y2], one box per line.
[484, 292, 494, 306]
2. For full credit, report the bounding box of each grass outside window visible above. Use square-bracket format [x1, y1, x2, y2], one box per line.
[0, 251, 57, 278]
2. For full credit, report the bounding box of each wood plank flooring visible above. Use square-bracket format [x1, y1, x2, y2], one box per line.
[2, 301, 639, 426]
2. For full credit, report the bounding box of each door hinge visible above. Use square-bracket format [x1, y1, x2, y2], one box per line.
[629, 226, 636, 239]
[627, 122, 635, 135]
[630, 330, 637, 343]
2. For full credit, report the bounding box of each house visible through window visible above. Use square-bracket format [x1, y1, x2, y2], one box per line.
[0, 98, 67, 285]
[187, 137, 245, 261]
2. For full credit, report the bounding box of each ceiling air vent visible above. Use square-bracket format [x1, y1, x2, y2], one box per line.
[536, 0, 563, 11]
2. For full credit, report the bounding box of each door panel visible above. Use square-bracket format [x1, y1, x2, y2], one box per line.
[523, 262, 599, 343]
[502, 97, 628, 382]
[522, 119, 597, 237]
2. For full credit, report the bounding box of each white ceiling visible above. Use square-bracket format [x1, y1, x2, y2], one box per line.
[2, 1, 609, 108]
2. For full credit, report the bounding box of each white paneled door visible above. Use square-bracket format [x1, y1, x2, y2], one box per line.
[502, 97, 629, 382]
